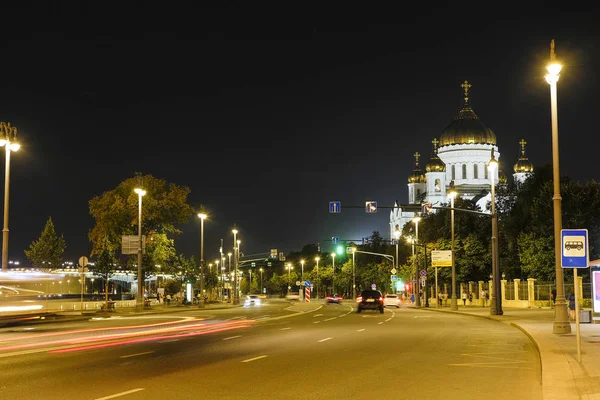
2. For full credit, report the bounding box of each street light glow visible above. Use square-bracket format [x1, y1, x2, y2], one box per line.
[198, 213, 207, 220]
[447, 180, 457, 200]
[232, 229, 238, 235]
[134, 188, 146, 196]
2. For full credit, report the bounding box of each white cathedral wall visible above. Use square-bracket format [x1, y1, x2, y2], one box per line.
[425, 171, 447, 207]
[437, 144, 499, 186]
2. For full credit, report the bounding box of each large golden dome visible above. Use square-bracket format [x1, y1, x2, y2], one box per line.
[439, 81, 497, 147]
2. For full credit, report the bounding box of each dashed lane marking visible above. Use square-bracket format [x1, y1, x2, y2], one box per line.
[242, 355, 268, 363]
[223, 335, 242, 341]
[357, 329, 366, 332]
[318, 337, 332, 342]
[94, 388, 145, 400]
[120, 351, 154, 359]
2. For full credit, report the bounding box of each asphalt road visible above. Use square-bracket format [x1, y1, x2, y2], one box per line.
[0, 300, 541, 400]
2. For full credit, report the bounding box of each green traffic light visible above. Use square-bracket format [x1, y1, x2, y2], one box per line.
[336, 245, 344, 255]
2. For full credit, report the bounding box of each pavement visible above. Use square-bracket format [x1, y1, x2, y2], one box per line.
[420, 304, 600, 400]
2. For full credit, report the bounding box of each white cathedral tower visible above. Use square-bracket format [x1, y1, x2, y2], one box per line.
[390, 80, 529, 238]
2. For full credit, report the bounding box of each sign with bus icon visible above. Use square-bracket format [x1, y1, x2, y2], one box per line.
[561, 229, 589, 268]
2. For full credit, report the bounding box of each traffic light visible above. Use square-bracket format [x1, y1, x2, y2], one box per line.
[336, 245, 344, 255]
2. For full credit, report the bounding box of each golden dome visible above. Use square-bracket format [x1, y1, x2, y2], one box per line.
[408, 151, 426, 183]
[439, 80, 497, 147]
[498, 169, 507, 184]
[513, 138, 534, 173]
[425, 138, 446, 172]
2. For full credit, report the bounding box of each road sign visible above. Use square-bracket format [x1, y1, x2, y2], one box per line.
[296, 281, 301, 286]
[362, 237, 371, 245]
[332, 237, 339, 244]
[305, 287, 311, 302]
[365, 201, 377, 213]
[279, 252, 286, 261]
[371, 283, 376, 290]
[78, 256, 88, 267]
[422, 202, 433, 215]
[77, 267, 89, 273]
[122, 235, 146, 255]
[431, 250, 452, 267]
[420, 269, 427, 277]
[391, 239, 398, 245]
[420, 277, 426, 287]
[329, 201, 341, 213]
[270, 249, 277, 258]
[288, 285, 291, 290]
[391, 268, 397, 274]
[305, 280, 311, 287]
[346, 246, 355, 254]
[391, 275, 397, 281]
[561, 229, 589, 268]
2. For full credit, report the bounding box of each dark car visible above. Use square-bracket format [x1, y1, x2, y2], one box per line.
[356, 289, 384, 313]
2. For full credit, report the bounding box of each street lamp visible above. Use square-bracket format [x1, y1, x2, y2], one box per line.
[545, 40, 570, 334]
[215, 259, 220, 301]
[286, 263, 293, 294]
[412, 215, 421, 307]
[300, 259, 305, 282]
[0, 122, 19, 272]
[198, 211, 207, 308]
[259, 267, 263, 294]
[315, 256, 320, 300]
[134, 187, 146, 312]
[394, 229, 401, 294]
[448, 180, 458, 311]
[232, 228, 239, 305]
[351, 247, 356, 299]
[331, 252, 336, 296]
[488, 149, 502, 316]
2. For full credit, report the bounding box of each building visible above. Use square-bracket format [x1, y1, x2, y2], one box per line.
[390, 81, 533, 237]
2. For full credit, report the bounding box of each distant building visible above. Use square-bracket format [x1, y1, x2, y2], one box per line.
[390, 80, 533, 237]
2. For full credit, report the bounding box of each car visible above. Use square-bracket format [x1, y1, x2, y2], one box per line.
[244, 294, 261, 307]
[383, 294, 401, 308]
[356, 289, 384, 313]
[326, 294, 342, 304]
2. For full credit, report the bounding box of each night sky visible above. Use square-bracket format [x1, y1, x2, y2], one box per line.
[0, 4, 598, 264]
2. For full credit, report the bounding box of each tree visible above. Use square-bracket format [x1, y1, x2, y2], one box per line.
[94, 241, 118, 310]
[24, 217, 66, 270]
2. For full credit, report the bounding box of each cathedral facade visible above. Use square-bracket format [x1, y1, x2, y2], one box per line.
[389, 81, 534, 238]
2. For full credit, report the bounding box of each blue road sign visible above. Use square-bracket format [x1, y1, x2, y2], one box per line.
[329, 201, 341, 213]
[362, 237, 371, 245]
[365, 201, 377, 213]
[305, 280, 311, 287]
[391, 275, 397, 281]
[561, 229, 589, 268]
[391, 239, 398, 245]
[371, 283, 377, 290]
[420, 269, 427, 277]
[332, 237, 339, 244]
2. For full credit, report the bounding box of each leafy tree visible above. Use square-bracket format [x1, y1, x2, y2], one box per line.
[24, 217, 66, 270]
[94, 242, 118, 310]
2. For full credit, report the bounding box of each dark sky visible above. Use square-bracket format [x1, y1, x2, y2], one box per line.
[0, 3, 599, 264]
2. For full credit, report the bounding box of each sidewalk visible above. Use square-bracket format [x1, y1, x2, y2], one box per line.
[420, 304, 600, 400]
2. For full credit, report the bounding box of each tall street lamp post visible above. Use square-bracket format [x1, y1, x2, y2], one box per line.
[351, 247, 356, 299]
[545, 40, 570, 334]
[134, 187, 146, 312]
[232, 228, 239, 305]
[259, 267, 263, 294]
[198, 211, 207, 308]
[413, 216, 421, 307]
[331, 253, 336, 296]
[236, 240, 241, 302]
[488, 150, 503, 316]
[286, 263, 293, 294]
[394, 229, 400, 294]
[448, 180, 458, 311]
[0, 122, 19, 272]
[227, 252, 232, 300]
[300, 259, 305, 282]
[315, 256, 320, 300]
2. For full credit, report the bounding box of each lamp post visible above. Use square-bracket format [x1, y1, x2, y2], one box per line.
[286, 263, 293, 294]
[448, 180, 458, 311]
[315, 256, 320, 300]
[227, 252, 232, 301]
[413, 216, 422, 307]
[488, 149, 503, 316]
[236, 239, 241, 302]
[198, 212, 207, 308]
[394, 229, 401, 294]
[232, 228, 239, 305]
[0, 122, 19, 272]
[221, 266, 226, 301]
[215, 259, 220, 301]
[134, 187, 146, 312]
[259, 267, 263, 294]
[351, 247, 356, 299]
[300, 259, 305, 282]
[545, 40, 570, 334]
[331, 253, 336, 296]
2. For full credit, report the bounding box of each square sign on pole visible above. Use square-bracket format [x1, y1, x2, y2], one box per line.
[329, 201, 341, 213]
[561, 229, 589, 268]
[365, 201, 377, 213]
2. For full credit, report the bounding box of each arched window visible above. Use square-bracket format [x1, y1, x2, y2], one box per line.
[451, 165, 456, 180]
[434, 179, 441, 192]
[462, 164, 467, 179]
[474, 164, 479, 179]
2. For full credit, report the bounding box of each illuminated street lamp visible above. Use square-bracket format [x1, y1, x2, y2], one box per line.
[134, 187, 146, 312]
[0, 122, 19, 272]
[232, 228, 239, 305]
[545, 40, 570, 334]
[259, 267, 264, 294]
[215, 259, 220, 301]
[331, 252, 336, 296]
[300, 259, 305, 282]
[351, 247, 356, 299]
[448, 180, 458, 311]
[198, 211, 207, 308]
[412, 215, 421, 307]
[394, 229, 401, 294]
[488, 150, 502, 316]
[286, 263, 293, 294]
[315, 256, 320, 299]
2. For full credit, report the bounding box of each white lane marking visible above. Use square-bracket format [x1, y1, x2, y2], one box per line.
[223, 335, 242, 341]
[314, 314, 323, 317]
[158, 339, 179, 343]
[357, 329, 366, 332]
[242, 355, 268, 363]
[313, 321, 321, 324]
[385, 318, 392, 322]
[120, 351, 154, 359]
[280, 327, 291, 330]
[378, 322, 384, 325]
[318, 337, 332, 343]
[324, 317, 336, 321]
[94, 388, 145, 400]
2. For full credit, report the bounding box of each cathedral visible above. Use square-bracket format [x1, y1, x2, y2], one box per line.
[389, 81, 534, 237]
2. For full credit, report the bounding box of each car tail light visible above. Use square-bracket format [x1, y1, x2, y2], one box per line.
[379, 296, 383, 302]
[356, 296, 363, 303]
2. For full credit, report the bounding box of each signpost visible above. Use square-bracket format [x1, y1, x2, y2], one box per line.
[365, 201, 377, 213]
[78, 256, 88, 315]
[561, 228, 589, 364]
[329, 201, 341, 213]
[431, 250, 452, 309]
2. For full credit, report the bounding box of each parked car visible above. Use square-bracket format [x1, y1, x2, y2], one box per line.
[383, 294, 401, 308]
[356, 289, 384, 313]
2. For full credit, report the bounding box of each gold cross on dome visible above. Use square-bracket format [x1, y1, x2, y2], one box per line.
[461, 80, 472, 103]
[432, 138, 439, 152]
[519, 138, 527, 154]
[413, 152, 420, 165]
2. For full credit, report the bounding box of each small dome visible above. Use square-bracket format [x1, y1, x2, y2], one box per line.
[425, 138, 446, 172]
[439, 81, 497, 147]
[513, 139, 534, 173]
[408, 151, 426, 183]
